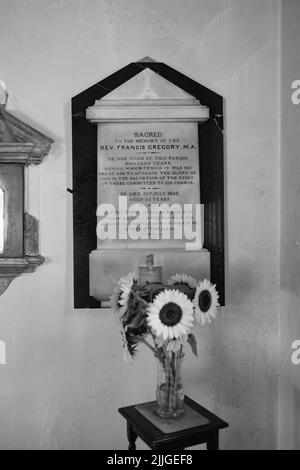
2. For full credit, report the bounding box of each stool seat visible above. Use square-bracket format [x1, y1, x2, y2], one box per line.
[119, 395, 229, 450]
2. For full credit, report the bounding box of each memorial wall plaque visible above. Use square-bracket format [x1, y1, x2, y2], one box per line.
[72, 59, 225, 308]
[86, 68, 211, 302]
[97, 121, 201, 250]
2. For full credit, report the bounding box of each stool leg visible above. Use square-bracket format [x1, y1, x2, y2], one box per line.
[207, 431, 219, 450]
[127, 422, 137, 451]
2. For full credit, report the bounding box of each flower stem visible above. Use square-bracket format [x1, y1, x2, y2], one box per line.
[137, 336, 157, 355]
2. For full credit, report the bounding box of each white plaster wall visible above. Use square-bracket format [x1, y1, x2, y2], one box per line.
[279, 0, 300, 450]
[0, 0, 280, 449]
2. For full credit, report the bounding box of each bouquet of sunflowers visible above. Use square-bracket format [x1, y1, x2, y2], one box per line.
[111, 272, 219, 361]
[111, 272, 220, 418]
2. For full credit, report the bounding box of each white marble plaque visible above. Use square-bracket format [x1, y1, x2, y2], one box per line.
[97, 121, 201, 250]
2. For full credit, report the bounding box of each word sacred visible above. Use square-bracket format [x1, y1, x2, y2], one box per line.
[134, 132, 162, 138]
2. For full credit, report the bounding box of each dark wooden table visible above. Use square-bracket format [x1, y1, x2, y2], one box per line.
[119, 396, 229, 450]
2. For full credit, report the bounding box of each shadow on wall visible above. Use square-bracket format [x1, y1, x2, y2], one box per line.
[228, 258, 260, 305]
[294, 386, 300, 449]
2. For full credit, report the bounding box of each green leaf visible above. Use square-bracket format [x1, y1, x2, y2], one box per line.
[125, 309, 147, 330]
[187, 334, 198, 357]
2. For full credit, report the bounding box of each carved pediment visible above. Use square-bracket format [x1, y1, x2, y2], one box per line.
[0, 108, 53, 164]
[87, 68, 209, 123]
[100, 67, 196, 101]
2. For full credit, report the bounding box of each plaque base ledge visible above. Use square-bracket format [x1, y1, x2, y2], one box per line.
[90, 248, 210, 303]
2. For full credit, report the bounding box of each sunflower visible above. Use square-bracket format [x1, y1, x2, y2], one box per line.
[110, 272, 138, 361]
[147, 290, 194, 341]
[193, 279, 220, 325]
[167, 273, 198, 290]
[109, 299, 133, 362]
[118, 272, 138, 310]
[111, 272, 138, 316]
[111, 286, 125, 318]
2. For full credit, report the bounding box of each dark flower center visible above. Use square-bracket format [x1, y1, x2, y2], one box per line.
[198, 290, 212, 313]
[159, 302, 182, 327]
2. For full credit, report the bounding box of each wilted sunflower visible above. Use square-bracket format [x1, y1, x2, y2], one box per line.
[193, 279, 220, 325]
[147, 290, 194, 341]
[111, 272, 138, 314]
[118, 272, 138, 310]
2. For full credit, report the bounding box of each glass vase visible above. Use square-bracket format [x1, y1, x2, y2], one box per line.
[156, 351, 185, 419]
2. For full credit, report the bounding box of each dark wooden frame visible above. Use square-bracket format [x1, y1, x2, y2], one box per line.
[72, 61, 225, 309]
[119, 395, 229, 450]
